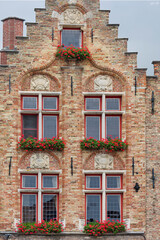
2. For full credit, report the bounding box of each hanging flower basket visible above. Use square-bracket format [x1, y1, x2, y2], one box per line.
[56, 45, 91, 61]
[80, 137, 128, 152]
[18, 137, 66, 151]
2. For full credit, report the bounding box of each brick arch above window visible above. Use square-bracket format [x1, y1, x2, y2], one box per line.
[18, 150, 62, 170]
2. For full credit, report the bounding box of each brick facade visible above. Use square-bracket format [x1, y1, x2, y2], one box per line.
[0, 0, 159, 239]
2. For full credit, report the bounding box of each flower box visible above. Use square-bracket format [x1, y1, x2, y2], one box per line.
[56, 45, 91, 61]
[18, 137, 65, 151]
[80, 137, 128, 152]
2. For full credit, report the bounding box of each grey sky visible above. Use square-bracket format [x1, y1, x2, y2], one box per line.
[0, 0, 160, 75]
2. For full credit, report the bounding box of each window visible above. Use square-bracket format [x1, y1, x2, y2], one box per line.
[85, 173, 124, 223]
[84, 95, 122, 140]
[61, 29, 82, 48]
[20, 173, 59, 223]
[21, 94, 59, 139]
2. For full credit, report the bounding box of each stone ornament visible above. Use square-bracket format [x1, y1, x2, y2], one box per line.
[79, 219, 85, 231]
[31, 75, 50, 91]
[61, 9, 84, 24]
[30, 152, 49, 169]
[94, 75, 113, 91]
[95, 154, 113, 169]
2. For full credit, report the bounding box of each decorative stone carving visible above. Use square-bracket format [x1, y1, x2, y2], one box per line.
[79, 219, 85, 231]
[61, 9, 84, 24]
[94, 75, 113, 91]
[52, 11, 60, 19]
[31, 75, 50, 91]
[95, 154, 113, 169]
[68, 0, 77, 4]
[30, 153, 49, 169]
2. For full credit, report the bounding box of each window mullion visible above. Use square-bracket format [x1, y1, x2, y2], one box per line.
[102, 94, 105, 139]
[39, 93, 42, 140]
[102, 173, 106, 221]
[38, 171, 42, 222]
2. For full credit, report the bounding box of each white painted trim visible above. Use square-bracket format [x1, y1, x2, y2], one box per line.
[38, 172, 42, 222]
[19, 110, 39, 114]
[39, 93, 42, 140]
[18, 189, 39, 192]
[106, 189, 126, 193]
[41, 189, 60, 193]
[83, 170, 126, 174]
[19, 91, 62, 95]
[83, 92, 125, 96]
[41, 111, 61, 114]
[18, 169, 62, 174]
[105, 111, 125, 115]
[102, 172, 106, 221]
[83, 190, 103, 193]
[83, 111, 103, 115]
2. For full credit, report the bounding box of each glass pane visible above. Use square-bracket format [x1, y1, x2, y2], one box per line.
[86, 195, 100, 222]
[107, 176, 120, 189]
[22, 175, 37, 188]
[43, 97, 57, 110]
[43, 195, 57, 221]
[43, 116, 57, 139]
[62, 30, 81, 48]
[107, 195, 121, 221]
[106, 98, 120, 111]
[23, 115, 37, 129]
[86, 98, 100, 110]
[43, 176, 57, 188]
[23, 97, 37, 109]
[86, 116, 100, 140]
[23, 130, 37, 139]
[86, 176, 100, 189]
[106, 116, 120, 139]
[22, 194, 36, 223]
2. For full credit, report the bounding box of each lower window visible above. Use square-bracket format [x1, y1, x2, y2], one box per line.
[86, 194, 101, 222]
[21, 173, 59, 223]
[106, 194, 122, 221]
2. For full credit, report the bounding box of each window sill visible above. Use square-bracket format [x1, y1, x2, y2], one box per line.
[83, 189, 126, 193]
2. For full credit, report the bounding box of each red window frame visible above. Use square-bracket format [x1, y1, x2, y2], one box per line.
[85, 174, 102, 190]
[20, 193, 38, 223]
[42, 96, 59, 111]
[60, 28, 83, 48]
[42, 114, 59, 139]
[21, 174, 38, 189]
[84, 96, 102, 111]
[106, 174, 122, 190]
[105, 96, 121, 111]
[42, 174, 59, 189]
[85, 115, 102, 140]
[106, 193, 123, 222]
[105, 115, 121, 139]
[21, 114, 39, 139]
[85, 193, 102, 224]
[21, 95, 38, 110]
[41, 193, 59, 222]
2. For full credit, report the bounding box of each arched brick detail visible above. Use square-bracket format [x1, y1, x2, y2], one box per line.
[20, 71, 61, 90]
[58, 3, 88, 14]
[18, 150, 62, 169]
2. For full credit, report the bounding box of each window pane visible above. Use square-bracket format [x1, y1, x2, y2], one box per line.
[106, 98, 120, 111]
[43, 116, 57, 139]
[23, 115, 37, 139]
[43, 195, 57, 221]
[62, 30, 81, 48]
[43, 97, 57, 110]
[22, 194, 36, 223]
[107, 176, 120, 189]
[86, 98, 100, 110]
[23, 97, 37, 109]
[86, 195, 100, 222]
[22, 175, 37, 188]
[43, 176, 57, 188]
[86, 116, 100, 140]
[107, 195, 121, 221]
[86, 176, 100, 189]
[106, 116, 120, 139]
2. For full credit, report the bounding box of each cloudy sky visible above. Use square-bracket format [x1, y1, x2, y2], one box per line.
[0, 0, 160, 75]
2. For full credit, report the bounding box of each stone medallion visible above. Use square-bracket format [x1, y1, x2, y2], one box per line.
[30, 152, 49, 169]
[31, 75, 50, 91]
[95, 154, 113, 169]
[94, 75, 113, 91]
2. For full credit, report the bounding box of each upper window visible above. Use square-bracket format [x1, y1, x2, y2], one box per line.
[21, 95, 59, 139]
[86, 175, 101, 189]
[84, 96, 122, 140]
[61, 29, 82, 48]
